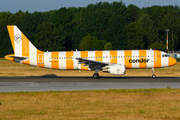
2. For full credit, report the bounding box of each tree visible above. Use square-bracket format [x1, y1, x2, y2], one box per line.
[104, 42, 112, 50]
[124, 22, 144, 50]
[150, 6, 165, 28]
[137, 13, 159, 49]
[160, 9, 180, 51]
[79, 34, 106, 50]
[149, 42, 165, 51]
[0, 12, 14, 57]
[127, 4, 141, 22]
[22, 11, 49, 46]
[34, 22, 60, 51]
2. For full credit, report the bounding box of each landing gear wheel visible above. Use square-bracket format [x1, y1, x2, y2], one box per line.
[93, 73, 99, 79]
[152, 74, 156, 78]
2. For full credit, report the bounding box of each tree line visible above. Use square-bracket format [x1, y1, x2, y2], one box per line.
[0, 1, 180, 57]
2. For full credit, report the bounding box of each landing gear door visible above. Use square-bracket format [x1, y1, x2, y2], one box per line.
[151, 50, 157, 62]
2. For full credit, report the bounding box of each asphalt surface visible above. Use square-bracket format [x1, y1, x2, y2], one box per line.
[0, 76, 180, 92]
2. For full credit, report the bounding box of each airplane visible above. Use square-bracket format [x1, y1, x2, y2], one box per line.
[5, 25, 177, 79]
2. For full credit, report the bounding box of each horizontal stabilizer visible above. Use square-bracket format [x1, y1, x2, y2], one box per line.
[5, 55, 29, 63]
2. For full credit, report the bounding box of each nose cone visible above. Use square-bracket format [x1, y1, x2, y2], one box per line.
[169, 57, 177, 66]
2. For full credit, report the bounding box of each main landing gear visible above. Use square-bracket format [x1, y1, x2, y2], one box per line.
[152, 68, 156, 78]
[93, 69, 100, 79]
[93, 73, 99, 79]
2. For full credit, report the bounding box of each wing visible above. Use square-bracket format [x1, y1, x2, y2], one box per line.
[76, 58, 109, 70]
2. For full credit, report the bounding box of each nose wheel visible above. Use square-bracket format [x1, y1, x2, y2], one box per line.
[93, 73, 99, 79]
[152, 74, 156, 78]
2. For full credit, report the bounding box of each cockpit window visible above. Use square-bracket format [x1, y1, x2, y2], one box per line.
[163, 54, 170, 57]
[165, 54, 170, 57]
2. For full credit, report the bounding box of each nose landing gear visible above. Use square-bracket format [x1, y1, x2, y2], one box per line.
[152, 68, 156, 78]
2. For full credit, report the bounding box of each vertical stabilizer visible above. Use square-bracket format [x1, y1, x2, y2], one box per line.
[7, 25, 39, 56]
[7, 25, 42, 65]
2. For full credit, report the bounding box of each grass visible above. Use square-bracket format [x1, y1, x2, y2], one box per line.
[1, 58, 180, 119]
[0, 89, 180, 119]
[0, 58, 179, 77]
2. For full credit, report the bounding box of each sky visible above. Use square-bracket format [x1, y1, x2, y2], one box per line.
[0, 0, 180, 13]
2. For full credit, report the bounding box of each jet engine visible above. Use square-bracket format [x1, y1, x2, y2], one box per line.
[102, 64, 126, 75]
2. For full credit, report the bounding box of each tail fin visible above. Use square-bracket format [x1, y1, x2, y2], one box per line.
[7, 25, 39, 56]
[6, 25, 43, 65]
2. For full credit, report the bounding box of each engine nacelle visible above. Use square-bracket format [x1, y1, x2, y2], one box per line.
[103, 65, 126, 75]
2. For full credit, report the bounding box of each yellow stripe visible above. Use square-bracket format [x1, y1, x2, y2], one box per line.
[110, 50, 117, 64]
[125, 50, 132, 69]
[81, 51, 88, 70]
[5, 54, 15, 61]
[7, 26, 15, 53]
[37, 50, 44, 68]
[22, 33, 30, 65]
[51, 52, 59, 69]
[95, 51, 102, 62]
[154, 51, 161, 68]
[139, 50, 146, 68]
[66, 51, 74, 70]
